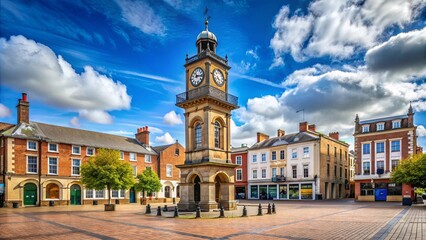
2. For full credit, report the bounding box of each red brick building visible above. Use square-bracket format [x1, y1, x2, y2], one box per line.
[231, 145, 248, 199]
[0, 93, 179, 207]
[353, 105, 421, 202]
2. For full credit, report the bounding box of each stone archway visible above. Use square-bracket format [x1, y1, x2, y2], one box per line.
[194, 175, 201, 203]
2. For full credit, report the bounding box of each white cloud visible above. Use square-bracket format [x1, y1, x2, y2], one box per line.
[417, 125, 426, 137]
[163, 111, 183, 125]
[69, 117, 80, 128]
[155, 132, 174, 144]
[115, 0, 166, 36]
[0, 104, 12, 117]
[270, 0, 426, 65]
[0, 35, 131, 124]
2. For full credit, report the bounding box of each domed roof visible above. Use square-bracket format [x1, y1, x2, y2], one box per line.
[196, 20, 217, 42]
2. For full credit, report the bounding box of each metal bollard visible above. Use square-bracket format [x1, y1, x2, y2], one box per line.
[157, 206, 162, 216]
[163, 205, 168, 212]
[267, 203, 272, 214]
[219, 205, 225, 218]
[272, 203, 276, 214]
[242, 205, 247, 217]
[195, 207, 201, 218]
[257, 203, 263, 216]
[173, 197, 176, 204]
[146, 204, 151, 214]
[174, 206, 179, 217]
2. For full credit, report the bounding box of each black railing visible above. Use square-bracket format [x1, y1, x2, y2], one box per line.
[272, 175, 286, 182]
[186, 51, 228, 65]
[176, 85, 238, 106]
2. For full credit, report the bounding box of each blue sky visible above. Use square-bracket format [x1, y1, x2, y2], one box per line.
[0, 0, 425, 150]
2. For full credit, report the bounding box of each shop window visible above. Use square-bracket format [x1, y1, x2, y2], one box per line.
[250, 185, 258, 199]
[289, 184, 299, 199]
[279, 185, 287, 199]
[46, 183, 59, 199]
[301, 184, 313, 199]
[360, 183, 374, 196]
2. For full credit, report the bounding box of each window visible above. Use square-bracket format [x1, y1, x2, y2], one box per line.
[86, 147, 95, 156]
[377, 123, 384, 131]
[360, 183, 374, 196]
[46, 183, 59, 199]
[392, 121, 400, 129]
[166, 164, 172, 177]
[376, 142, 384, 153]
[292, 149, 297, 159]
[236, 169, 242, 181]
[271, 151, 276, 161]
[327, 163, 330, 176]
[339, 149, 342, 161]
[261, 169, 266, 178]
[27, 141, 37, 151]
[391, 140, 400, 152]
[272, 168, 277, 177]
[327, 144, 330, 156]
[129, 153, 136, 161]
[27, 156, 37, 173]
[334, 165, 337, 176]
[112, 190, 119, 198]
[195, 123, 202, 148]
[261, 153, 266, 162]
[214, 121, 221, 148]
[303, 147, 309, 158]
[334, 147, 337, 157]
[252, 155, 257, 163]
[377, 161, 384, 171]
[280, 150, 285, 160]
[388, 183, 402, 195]
[292, 166, 297, 178]
[252, 170, 257, 179]
[362, 143, 370, 155]
[280, 167, 285, 176]
[362, 125, 369, 133]
[145, 155, 151, 163]
[175, 148, 179, 156]
[86, 189, 94, 198]
[363, 162, 370, 175]
[303, 165, 308, 178]
[391, 159, 399, 171]
[72, 159, 81, 175]
[120, 151, 124, 160]
[236, 156, 242, 165]
[48, 157, 58, 175]
[340, 167, 342, 178]
[132, 166, 137, 176]
[95, 190, 104, 198]
[48, 143, 58, 152]
[120, 189, 125, 198]
[72, 145, 81, 155]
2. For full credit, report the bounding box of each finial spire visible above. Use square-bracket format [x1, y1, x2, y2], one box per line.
[408, 101, 413, 114]
[204, 7, 210, 31]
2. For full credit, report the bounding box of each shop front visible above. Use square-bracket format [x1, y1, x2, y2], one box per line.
[249, 181, 315, 200]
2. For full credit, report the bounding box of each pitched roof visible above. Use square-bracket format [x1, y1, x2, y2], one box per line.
[249, 132, 319, 150]
[1, 122, 156, 155]
[152, 144, 174, 153]
[0, 122, 14, 132]
[359, 115, 407, 124]
[231, 146, 248, 153]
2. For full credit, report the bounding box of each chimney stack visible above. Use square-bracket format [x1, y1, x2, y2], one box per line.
[308, 124, 316, 132]
[329, 132, 339, 141]
[16, 93, 30, 124]
[299, 122, 308, 132]
[135, 125, 150, 146]
[277, 129, 285, 137]
[256, 132, 269, 143]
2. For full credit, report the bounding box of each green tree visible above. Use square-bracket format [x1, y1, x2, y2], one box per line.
[391, 153, 426, 188]
[81, 149, 136, 204]
[134, 168, 162, 198]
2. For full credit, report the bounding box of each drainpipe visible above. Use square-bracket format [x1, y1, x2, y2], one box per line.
[38, 139, 42, 207]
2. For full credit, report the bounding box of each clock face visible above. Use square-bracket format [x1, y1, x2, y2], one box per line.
[190, 67, 204, 86]
[213, 69, 224, 86]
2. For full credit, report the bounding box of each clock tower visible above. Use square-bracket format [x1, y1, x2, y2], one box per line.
[176, 20, 239, 211]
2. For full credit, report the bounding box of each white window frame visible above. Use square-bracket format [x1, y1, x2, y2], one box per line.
[280, 150, 285, 160]
[27, 140, 37, 151]
[271, 151, 276, 161]
[71, 158, 81, 176]
[86, 147, 95, 156]
[95, 189, 105, 199]
[145, 155, 151, 163]
[292, 149, 297, 159]
[303, 165, 309, 178]
[303, 147, 309, 158]
[48, 156, 58, 175]
[236, 169, 242, 181]
[129, 152, 137, 161]
[392, 120, 401, 129]
[166, 164, 173, 177]
[120, 151, 124, 160]
[252, 154, 257, 163]
[376, 122, 384, 131]
[85, 189, 94, 199]
[236, 156, 242, 165]
[376, 142, 385, 153]
[252, 169, 257, 179]
[362, 125, 370, 133]
[72, 145, 81, 155]
[362, 143, 371, 155]
[292, 165, 297, 178]
[261, 153, 266, 162]
[391, 140, 401, 152]
[391, 159, 400, 172]
[272, 168, 277, 178]
[362, 161, 370, 175]
[261, 169, 266, 178]
[26, 155, 38, 174]
[48, 143, 58, 153]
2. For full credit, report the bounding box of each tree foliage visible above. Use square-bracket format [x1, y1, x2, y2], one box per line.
[134, 168, 162, 197]
[391, 153, 426, 188]
[81, 149, 136, 204]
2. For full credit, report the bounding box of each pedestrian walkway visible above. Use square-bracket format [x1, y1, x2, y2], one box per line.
[384, 204, 426, 240]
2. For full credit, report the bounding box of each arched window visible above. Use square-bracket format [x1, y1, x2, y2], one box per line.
[165, 186, 171, 198]
[214, 121, 221, 148]
[46, 183, 59, 199]
[195, 123, 202, 149]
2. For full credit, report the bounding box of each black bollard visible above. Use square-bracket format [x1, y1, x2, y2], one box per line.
[242, 206, 247, 217]
[174, 206, 179, 217]
[219, 205, 225, 218]
[146, 204, 151, 214]
[257, 203, 263, 216]
[173, 197, 176, 204]
[157, 206, 162, 216]
[195, 207, 201, 218]
[272, 203, 276, 214]
[267, 203, 272, 214]
[163, 205, 168, 212]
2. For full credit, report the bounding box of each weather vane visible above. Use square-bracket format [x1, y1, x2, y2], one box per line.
[204, 7, 211, 30]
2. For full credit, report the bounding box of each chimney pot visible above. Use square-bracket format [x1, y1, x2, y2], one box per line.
[299, 122, 308, 132]
[308, 124, 316, 132]
[329, 132, 339, 140]
[22, 93, 27, 102]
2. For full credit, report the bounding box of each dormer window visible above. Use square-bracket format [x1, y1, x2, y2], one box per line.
[362, 125, 369, 133]
[376, 123, 384, 131]
[392, 120, 401, 129]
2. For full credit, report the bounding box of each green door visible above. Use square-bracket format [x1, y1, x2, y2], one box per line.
[24, 183, 37, 206]
[70, 185, 81, 205]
